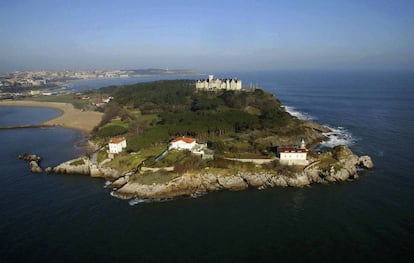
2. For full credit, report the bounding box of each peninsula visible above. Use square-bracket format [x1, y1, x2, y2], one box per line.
[12, 78, 373, 201]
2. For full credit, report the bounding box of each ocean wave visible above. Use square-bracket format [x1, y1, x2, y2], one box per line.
[284, 106, 315, 120]
[104, 181, 112, 188]
[319, 126, 355, 148]
[110, 190, 131, 200]
[128, 192, 207, 206]
[128, 198, 155, 206]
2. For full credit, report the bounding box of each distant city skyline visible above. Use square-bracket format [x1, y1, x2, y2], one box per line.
[1, 0, 413, 73]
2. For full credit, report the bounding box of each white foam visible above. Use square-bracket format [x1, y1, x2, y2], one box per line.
[110, 191, 131, 200]
[129, 198, 153, 206]
[284, 106, 314, 120]
[320, 126, 355, 148]
[190, 192, 206, 198]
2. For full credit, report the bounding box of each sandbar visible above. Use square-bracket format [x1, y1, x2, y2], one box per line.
[0, 100, 103, 134]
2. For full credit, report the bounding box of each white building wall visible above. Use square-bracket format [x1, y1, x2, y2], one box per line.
[108, 140, 127, 154]
[279, 152, 308, 165]
[169, 140, 196, 150]
[109, 143, 122, 154]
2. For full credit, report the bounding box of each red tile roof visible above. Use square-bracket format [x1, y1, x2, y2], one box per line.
[279, 146, 307, 153]
[170, 136, 196, 144]
[109, 137, 126, 144]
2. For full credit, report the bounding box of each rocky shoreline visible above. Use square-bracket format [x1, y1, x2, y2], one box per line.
[20, 145, 373, 201]
[111, 146, 373, 200]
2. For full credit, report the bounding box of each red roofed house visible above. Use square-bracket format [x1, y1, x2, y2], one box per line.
[168, 136, 197, 151]
[278, 139, 309, 165]
[109, 137, 127, 154]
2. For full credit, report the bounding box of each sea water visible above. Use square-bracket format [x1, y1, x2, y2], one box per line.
[1, 71, 413, 262]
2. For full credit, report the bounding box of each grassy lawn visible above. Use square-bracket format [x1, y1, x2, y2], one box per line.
[69, 159, 85, 166]
[105, 144, 166, 172]
[317, 152, 337, 171]
[129, 171, 181, 185]
[96, 119, 129, 137]
[105, 119, 129, 128]
[97, 149, 108, 163]
[107, 153, 145, 173]
[153, 150, 190, 168]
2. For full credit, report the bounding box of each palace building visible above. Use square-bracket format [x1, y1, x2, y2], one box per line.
[196, 75, 242, 91]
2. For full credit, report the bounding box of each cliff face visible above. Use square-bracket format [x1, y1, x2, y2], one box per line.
[255, 120, 331, 150]
[112, 146, 374, 200]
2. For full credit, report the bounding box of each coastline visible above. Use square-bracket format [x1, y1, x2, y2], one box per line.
[0, 100, 103, 134]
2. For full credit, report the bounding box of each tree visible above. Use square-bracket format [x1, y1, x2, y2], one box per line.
[129, 120, 147, 136]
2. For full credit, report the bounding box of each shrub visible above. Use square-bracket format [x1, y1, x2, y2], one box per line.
[96, 125, 128, 138]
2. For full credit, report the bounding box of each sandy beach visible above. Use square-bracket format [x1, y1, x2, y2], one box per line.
[0, 100, 103, 134]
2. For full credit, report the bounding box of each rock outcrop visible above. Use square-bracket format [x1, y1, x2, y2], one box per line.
[29, 160, 42, 173]
[19, 153, 41, 162]
[53, 159, 90, 175]
[359, 155, 374, 169]
[112, 145, 374, 200]
[19, 153, 121, 179]
[19, 153, 43, 173]
[52, 158, 120, 178]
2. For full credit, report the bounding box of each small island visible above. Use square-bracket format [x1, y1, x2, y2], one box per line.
[16, 77, 373, 201]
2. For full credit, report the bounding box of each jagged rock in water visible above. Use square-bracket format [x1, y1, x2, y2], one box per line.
[19, 153, 41, 162]
[359, 155, 374, 169]
[29, 161, 42, 173]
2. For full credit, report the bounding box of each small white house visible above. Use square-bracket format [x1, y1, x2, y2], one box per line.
[278, 139, 308, 165]
[168, 136, 196, 151]
[108, 137, 127, 154]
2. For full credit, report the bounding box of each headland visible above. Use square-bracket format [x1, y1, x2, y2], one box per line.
[13, 78, 374, 202]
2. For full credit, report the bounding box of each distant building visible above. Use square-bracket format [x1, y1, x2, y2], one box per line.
[108, 137, 127, 154]
[278, 139, 309, 165]
[196, 75, 242, 91]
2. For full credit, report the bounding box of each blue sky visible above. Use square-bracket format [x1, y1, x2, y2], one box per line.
[0, 0, 413, 72]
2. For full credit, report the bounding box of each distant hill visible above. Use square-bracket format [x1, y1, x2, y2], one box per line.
[125, 68, 198, 76]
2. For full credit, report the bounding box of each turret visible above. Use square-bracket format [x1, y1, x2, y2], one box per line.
[300, 138, 306, 149]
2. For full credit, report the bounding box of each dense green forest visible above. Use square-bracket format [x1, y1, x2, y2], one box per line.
[96, 79, 298, 154]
